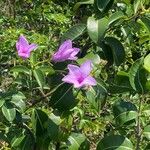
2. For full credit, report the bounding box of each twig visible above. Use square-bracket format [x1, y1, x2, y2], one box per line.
[136, 94, 144, 150]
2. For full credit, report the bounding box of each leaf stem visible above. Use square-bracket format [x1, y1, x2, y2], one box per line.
[136, 94, 144, 150]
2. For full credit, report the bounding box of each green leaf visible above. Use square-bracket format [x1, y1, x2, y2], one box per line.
[109, 11, 125, 25]
[95, 0, 114, 12]
[87, 16, 108, 43]
[144, 125, 150, 140]
[11, 92, 26, 112]
[11, 66, 30, 75]
[77, 52, 101, 65]
[145, 143, 150, 150]
[86, 80, 107, 111]
[73, 0, 94, 11]
[144, 54, 150, 72]
[103, 37, 125, 66]
[11, 135, 26, 148]
[140, 17, 150, 32]
[134, 0, 141, 14]
[108, 71, 133, 94]
[97, 135, 133, 150]
[113, 99, 137, 126]
[2, 102, 16, 122]
[0, 98, 5, 107]
[50, 84, 76, 112]
[61, 24, 86, 42]
[33, 68, 45, 89]
[32, 109, 49, 136]
[30, 52, 37, 65]
[19, 135, 34, 150]
[31, 109, 59, 147]
[138, 17, 150, 33]
[129, 58, 144, 92]
[38, 66, 55, 75]
[68, 133, 90, 150]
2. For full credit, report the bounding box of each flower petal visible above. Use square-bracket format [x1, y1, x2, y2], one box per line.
[82, 76, 97, 86]
[68, 48, 80, 60]
[80, 60, 92, 76]
[18, 35, 29, 47]
[18, 52, 30, 59]
[62, 74, 83, 88]
[28, 43, 38, 52]
[52, 49, 73, 62]
[68, 64, 80, 76]
[58, 40, 72, 53]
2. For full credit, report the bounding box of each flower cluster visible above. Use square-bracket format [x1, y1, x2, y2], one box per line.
[16, 35, 97, 88]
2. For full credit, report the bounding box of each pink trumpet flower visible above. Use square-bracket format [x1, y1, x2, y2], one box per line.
[52, 40, 80, 62]
[16, 35, 38, 59]
[62, 60, 97, 88]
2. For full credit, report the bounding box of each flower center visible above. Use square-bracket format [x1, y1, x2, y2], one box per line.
[22, 49, 27, 53]
[77, 76, 84, 84]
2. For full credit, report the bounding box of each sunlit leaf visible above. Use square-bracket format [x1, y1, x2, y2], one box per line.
[68, 133, 90, 150]
[61, 24, 86, 42]
[144, 125, 150, 140]
[33, 68, 45, 89]
[11, 66, 30, 75]
[87, 16, 108, 43]
[113, 99, 138, 126]
[97, 135, 133, 150]
[95, 0, 114, 12]
[2, 102, 16, 122]
[101, 37, 125, 66]
[73, 0, 94, 11]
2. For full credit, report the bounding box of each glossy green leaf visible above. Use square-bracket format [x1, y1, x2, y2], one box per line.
[129, 58, 144, 92]
[140, 17, 150, 32]
[97, 135, 133, 150]
[134, 0, 141, 14]
[138, 17, 150, 33]
[0, 99, 5, 107]
[108, 71, 133, 94]
[73, 0, 94, 11]
[19, 135, 34, 150]
[144, 54, 150, 72]
[144, 125, 150, 140]
[87, 16, 108, 43]
[33, 68, 45, 89]
[68, 133, 90, 150]
[77, 52, 101, 65]
[32, 109, 60, 148]
[32, 109, 49, 136]
[109, 11, 125, 25]
[2, 102, 16, 122]
[86, 80, 107, 111]
[11, 92, 26, 112]
[11, 66, 30, 75]
[61, 24, 86, 42]
[95, 0, 114, 12]
[30, 52, 37, 66]
[113, 99, 137, 126]
[103, 37, 125, 66]
[11, 135, 26, 148]
[38, 66, 55, 75]
[50, 84, 76, 112]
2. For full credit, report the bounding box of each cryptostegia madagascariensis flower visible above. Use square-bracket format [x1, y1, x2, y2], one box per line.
[16, 35, 38, 59]
[52, 40, 80, 62]
[62, 60, 97, 88]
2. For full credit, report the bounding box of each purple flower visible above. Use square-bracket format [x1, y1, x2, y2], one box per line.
[62, 60, 97, 88]
[16, 35, 38, 59]
[52, 40, 80, 62]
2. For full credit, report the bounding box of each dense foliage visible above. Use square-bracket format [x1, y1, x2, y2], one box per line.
[0, 0, 150, 149]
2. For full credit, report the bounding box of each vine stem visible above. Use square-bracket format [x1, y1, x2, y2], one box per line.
[136, 94, 144, 150]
